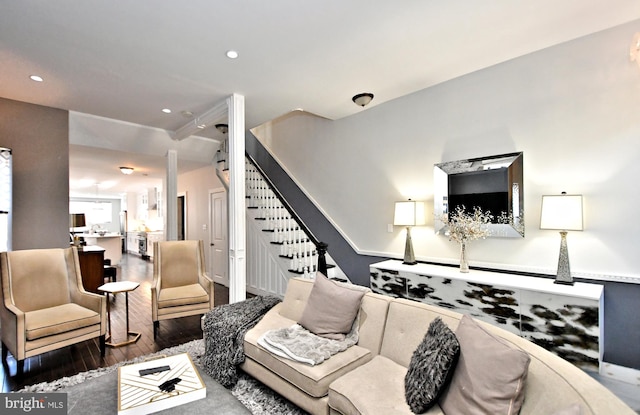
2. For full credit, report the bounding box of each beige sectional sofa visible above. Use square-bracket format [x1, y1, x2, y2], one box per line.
[241, 277, 635, 415]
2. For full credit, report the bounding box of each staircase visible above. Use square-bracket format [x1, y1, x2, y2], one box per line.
[215, 144, 346, 297]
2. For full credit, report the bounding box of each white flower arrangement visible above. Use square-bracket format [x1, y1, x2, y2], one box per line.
[443, 205, 493, 244]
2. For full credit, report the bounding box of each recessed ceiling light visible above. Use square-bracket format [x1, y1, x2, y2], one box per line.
[162, 108, 172, 114]
[226, 50, 239, 59]
[29, 75, 43, 82]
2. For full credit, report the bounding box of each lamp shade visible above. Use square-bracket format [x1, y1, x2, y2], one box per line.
[69, 213, 86, 228]
[394, 201, 426, 226]
[540, 194, 583, 231]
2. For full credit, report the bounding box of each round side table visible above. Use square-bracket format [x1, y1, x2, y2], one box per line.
[98, 280, 141, 347]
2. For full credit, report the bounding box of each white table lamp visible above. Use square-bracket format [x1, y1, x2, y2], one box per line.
[394, 200, 426, 265]
[540, 193, 583, 285]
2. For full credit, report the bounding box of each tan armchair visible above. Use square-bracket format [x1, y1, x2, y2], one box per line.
[0, 247, 106, 376]
[151, 240, 214, 339]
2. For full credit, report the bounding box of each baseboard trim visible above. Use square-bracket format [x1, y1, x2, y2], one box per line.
[601, 362, 640, 385]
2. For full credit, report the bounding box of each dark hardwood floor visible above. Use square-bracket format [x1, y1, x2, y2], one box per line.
[0, 253, 230, 392]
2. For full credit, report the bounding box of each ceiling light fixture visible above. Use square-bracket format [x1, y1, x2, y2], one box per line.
[215, 123, 228, 134]
[162, 108, 172, 114]
[119, 166, 134, 175]
[226, 50, 239, 59]
[29, 75, 43, 82]
[352, 92, 374, 107]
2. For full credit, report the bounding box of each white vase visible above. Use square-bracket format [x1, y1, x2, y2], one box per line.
[459, 242, 469, 273]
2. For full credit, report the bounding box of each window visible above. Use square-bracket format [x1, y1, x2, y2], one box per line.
[70, 201, 112, 225]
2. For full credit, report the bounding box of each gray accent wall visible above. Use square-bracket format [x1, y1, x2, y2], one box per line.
[0, 97, 70, 250]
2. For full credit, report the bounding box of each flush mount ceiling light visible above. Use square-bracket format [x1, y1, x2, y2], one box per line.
[162, 108, 172, 114]
[119, 166, 134, 175]
[215, 123, 228, 134]
[352, 92, 374, 107]
[226, 50, 239, 59]
[29, 75, 43, 82]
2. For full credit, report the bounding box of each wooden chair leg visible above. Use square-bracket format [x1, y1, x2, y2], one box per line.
[1, 341, 7, 363]
[16, 359, 24, 377]
[153, 321, 159, 339]
[99, 335, 106, 357]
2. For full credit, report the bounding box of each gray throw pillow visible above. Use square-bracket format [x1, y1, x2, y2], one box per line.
[298, 272, 366, 340]
[404, 317, 460, 413]
[439, 314, 531, 415]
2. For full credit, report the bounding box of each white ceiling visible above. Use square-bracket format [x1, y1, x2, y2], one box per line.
[1, 1, 639, 197]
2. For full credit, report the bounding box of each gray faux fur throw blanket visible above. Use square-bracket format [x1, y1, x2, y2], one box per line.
[257, 315, 359, 366]
[202, 295, 281, 388]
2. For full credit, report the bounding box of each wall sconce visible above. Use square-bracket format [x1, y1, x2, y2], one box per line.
[119, 166, 134, 175]
[394, 200, 426, 265]
[540, 192, 583, 285]
[352, 93, 374, 107]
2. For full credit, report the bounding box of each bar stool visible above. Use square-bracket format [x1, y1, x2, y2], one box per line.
[103, 259, 117, 283]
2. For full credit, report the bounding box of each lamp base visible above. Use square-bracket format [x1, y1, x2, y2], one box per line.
[402, 226, 417, 265]
[554, 231, 574, 286]
[553, 279, 574, 286]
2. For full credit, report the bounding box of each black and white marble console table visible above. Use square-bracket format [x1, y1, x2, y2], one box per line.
[370, 260, 603, 371]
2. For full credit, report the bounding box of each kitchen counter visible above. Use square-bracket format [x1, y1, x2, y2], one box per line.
[79, 233, 123, 265]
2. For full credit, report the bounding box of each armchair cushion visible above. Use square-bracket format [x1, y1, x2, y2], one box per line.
[157, 283, 210, 308]
[25, 303, 101, 341]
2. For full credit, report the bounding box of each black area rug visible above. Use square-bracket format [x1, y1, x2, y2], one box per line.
[18, 339, 306, 415]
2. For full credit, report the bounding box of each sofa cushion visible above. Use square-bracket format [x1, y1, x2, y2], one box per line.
[405, 317, 460, 413]
[550, 404, 583, 415]
[245, 307, 372, 398]
[329, 355, 445, 415]
[380, 299, 462, 368]
[25, 303, 101, 341]
[298, 273, 367, 340]
[157, 283, 209, 308]
[439, 315, 530, 415]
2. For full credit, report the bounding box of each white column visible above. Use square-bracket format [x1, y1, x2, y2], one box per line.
[165, 149, 178, 241]
[228, 93, 246, 303]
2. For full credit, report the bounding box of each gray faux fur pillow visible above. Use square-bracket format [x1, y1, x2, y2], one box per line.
[404, 317, 460, 413]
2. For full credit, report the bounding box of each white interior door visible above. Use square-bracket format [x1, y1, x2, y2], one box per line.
[209, 188, 228, 286]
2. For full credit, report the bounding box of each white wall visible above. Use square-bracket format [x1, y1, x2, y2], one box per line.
[177, 164, 222, 267]
[253, 20, 640, 281]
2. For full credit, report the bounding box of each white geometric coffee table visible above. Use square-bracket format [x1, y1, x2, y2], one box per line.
[117, 353, 206, 415]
